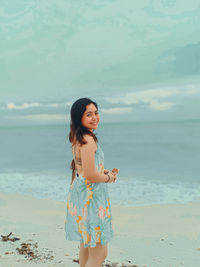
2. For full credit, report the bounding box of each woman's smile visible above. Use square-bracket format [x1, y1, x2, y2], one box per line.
[81, 103, 100, 131]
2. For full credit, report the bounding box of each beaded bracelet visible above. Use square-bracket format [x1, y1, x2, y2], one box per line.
[105, 173, 110, 183]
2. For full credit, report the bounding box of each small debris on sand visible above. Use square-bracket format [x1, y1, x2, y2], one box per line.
[16, 242, 38, 259]
[16, 242, 55, 262]
[73, 258, 79, 263]
[1, 232, 55, 263]
[1, 232, 20, 242]
[4, 251, 15, 255]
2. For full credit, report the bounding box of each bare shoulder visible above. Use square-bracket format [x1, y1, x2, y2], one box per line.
[83, 134, 95, 143]
[81, 134, 97, 151]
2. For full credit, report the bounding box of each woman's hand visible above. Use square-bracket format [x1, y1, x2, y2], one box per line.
[104, 169, 109, 174]
[106, 170, 117, 183]
[112, 168, 119, 175]
[104, 168, 119, 183]
[104, 168, 119, 174]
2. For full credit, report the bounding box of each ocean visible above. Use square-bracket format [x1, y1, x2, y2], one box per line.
[0, 120, 199, 206]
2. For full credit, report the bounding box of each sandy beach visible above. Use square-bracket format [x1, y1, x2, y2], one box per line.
[0, 192, 200, 267]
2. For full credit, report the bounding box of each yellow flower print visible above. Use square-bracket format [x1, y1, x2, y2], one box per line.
[99, 163, 104, 173]
[95, 226, 101, 242]
[106, 199, 111, 218]
[84, 180, 94, 206]
[106, 206, 111, 218]
[77, 216, 90, 245]
[66, 193, 71, 209]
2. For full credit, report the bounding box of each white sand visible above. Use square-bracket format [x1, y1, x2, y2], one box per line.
[0, 192, 200, 267]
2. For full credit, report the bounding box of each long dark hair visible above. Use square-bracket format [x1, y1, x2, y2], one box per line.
[69, 98, 98, 184]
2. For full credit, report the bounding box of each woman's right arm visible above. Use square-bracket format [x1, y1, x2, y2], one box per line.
[80, 135, 116, 183]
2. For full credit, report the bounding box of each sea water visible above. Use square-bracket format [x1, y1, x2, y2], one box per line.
[0, 120, 199, 206]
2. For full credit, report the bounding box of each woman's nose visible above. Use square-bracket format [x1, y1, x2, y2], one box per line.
[92, 114, 97, 119]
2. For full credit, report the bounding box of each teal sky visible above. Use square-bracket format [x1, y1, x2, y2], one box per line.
[0, 0, 200, 125]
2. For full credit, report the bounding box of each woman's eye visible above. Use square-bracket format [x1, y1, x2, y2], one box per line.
[86, 112, 98, 116]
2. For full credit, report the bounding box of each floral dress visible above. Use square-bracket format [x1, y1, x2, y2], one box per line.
[64, 143, 114, 248]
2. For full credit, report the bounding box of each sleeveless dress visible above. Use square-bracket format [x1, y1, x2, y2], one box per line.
[64, 143, 114, 248]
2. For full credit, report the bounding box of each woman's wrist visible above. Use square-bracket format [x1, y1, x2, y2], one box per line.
[105, 173, 110, 183]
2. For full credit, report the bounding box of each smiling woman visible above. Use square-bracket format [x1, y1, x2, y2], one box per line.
[81, 104, 100, 131]
[65, 98, 118, 267]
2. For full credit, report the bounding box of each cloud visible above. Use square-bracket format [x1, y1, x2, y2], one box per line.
[5, 101, 71, 110]
[105, 88, 179, 105]
[149, 100, 175, 110]
[105, 86, 199, 111]
[12, 114, 68, 121]
[101, 107, 132, 114]
[7, 102, 41, 110]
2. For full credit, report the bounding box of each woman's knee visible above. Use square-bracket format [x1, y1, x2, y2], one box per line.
[88, 243, 108, 262]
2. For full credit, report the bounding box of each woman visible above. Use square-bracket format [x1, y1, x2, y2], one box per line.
[65, 98, 118, 267]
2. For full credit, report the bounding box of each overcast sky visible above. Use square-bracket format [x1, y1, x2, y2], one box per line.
[0, 0, 200, 125]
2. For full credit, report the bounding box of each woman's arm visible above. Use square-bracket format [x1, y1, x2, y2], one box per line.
[80, 135, 115, 183]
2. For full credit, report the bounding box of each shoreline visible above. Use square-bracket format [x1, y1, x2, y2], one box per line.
[0, 192, 200, 267]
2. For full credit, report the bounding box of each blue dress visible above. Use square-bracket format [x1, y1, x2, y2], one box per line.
[64, 143, 114, 248]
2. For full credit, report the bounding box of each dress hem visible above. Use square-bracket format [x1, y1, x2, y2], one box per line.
[65, 234, 114, 248]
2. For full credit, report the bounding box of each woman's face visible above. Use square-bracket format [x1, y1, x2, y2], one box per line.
[81, 103, 100, 131]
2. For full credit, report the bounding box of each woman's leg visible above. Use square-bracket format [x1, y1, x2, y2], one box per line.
[79, 242, 89, 267]
[85, 243, 108, 267]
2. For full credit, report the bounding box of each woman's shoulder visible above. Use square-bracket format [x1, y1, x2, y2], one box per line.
[81, 134, 95, 143]
[81, 134, 97, 151]
[72, 135, 95, 147]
